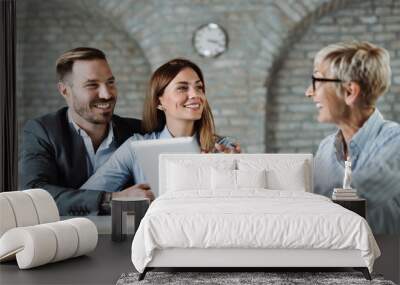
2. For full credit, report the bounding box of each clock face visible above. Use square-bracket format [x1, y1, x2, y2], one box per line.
[193, 23, 228, 58]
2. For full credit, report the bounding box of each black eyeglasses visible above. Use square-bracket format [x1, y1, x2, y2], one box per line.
[311, 75, 342, 91]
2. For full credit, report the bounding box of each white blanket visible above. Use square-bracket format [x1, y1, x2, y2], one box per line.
[131, 190, 380, 272]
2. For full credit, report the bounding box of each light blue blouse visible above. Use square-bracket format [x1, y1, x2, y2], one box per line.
[80, 126, 234, 193]
[314, 109, 400, 234]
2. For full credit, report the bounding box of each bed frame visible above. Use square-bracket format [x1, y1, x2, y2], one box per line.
[139, 248, 370, 280]
[137, 154, 373, 281]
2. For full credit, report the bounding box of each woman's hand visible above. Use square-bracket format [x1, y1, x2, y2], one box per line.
[212, 142, 241, 153]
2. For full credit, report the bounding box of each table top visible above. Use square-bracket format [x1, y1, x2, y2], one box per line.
[332, 198, 366, 202]
[112, 197, 150, 202]
[0, 235, 133, 285]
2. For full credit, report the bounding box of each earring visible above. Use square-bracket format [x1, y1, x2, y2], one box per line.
[157, 105, 165, 111]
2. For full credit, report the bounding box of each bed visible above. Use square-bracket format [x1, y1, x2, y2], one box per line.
[131, 154, 380, 280]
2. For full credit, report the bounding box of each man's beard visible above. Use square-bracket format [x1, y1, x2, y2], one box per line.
[73, 99, 115, 125]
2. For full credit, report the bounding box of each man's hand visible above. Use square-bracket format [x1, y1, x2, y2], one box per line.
[112, 183, 155, 201]
[213, 142, 241, 153]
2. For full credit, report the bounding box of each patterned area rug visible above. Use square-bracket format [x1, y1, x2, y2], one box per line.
[116, 271, 396, 285]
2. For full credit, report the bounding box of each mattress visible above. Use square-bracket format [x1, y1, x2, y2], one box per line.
[131, 190, 380, 273]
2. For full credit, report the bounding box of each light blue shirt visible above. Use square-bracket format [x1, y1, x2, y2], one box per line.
[68, 110, 116, 176]
[314, 109, 400, 234]
[81, 126, 235, 193]
[81, 126, 177, 192]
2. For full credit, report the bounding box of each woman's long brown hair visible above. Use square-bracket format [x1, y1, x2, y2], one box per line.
[142, 58, 217, 152]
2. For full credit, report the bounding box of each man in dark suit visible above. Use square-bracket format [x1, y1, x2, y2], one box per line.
[19, 47, 152, 215]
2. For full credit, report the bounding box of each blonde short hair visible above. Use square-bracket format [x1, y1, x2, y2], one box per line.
[315, 41, 391, 108]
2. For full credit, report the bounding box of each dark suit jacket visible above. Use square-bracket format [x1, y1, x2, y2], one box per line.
[19, 107, 141, 216]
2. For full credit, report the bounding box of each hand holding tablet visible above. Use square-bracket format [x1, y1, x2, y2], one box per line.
[130, 137, 200, 197]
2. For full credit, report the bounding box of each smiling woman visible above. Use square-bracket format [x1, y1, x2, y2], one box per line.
[80, 58, 240, 200]
[142, 58, 215, 152]
[305, 41, 400, 234]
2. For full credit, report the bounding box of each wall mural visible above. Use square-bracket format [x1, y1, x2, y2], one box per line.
[16, 0, 400, 235]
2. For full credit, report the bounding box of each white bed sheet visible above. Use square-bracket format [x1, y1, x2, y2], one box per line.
[131, 190, 380, 273]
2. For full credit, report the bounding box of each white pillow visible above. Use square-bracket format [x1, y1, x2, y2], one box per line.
[238, 159, 308, 191]
[211, 168, 236, 190]
[166, 159, 236, 192]
[237, 169, 267, 189]
[266, 162, 306, 191]
[211, 168, 267, 190]
[167, 162, 210, 191]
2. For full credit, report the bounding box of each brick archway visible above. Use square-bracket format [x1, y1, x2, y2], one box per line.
[81, 0, 365, 152]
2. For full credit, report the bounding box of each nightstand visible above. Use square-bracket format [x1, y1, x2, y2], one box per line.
[111, 197, 150, 242]
[332, 198, 366, 218]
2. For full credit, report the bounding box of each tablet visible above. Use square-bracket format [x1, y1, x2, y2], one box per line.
[130, 137, 200, 197]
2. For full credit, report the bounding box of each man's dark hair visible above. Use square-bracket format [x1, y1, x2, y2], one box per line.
[56, 47, 107, 82]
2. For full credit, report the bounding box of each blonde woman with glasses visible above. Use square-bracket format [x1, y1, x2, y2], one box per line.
[305, 41, 400, 234]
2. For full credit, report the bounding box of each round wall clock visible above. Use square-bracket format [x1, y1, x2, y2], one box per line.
[193, 23, 228, 58]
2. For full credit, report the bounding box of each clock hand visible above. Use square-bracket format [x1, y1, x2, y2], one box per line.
[207, 39, 220, 44]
